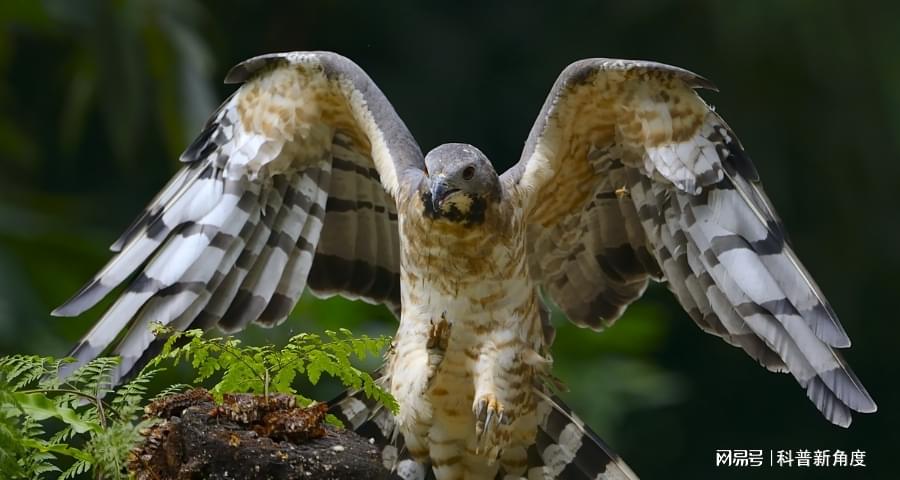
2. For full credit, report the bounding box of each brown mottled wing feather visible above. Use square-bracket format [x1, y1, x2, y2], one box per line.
[501, 58, 876, 426]
[53, 51, 424, 384]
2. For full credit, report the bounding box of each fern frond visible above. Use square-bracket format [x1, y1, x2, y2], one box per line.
[151, 383, 192, 401]
[63, 357, 120, 398]
[1, 325, 397, 479]
[110, 368, 160, 421]
[58, 459, 91, 480]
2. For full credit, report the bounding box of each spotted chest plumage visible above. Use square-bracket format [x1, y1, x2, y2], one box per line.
[386, 191, 548, 479]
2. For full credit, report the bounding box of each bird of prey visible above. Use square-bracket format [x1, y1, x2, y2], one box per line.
[54, 51, 876, 479]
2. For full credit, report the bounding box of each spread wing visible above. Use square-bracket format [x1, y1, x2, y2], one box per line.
[501, 58, 876, 427]
[54, 51, 426, 383]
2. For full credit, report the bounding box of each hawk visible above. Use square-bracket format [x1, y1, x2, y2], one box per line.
[54, 51, 876, 479]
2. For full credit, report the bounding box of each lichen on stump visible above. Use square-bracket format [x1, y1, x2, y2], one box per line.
[130, 389, 390, 479]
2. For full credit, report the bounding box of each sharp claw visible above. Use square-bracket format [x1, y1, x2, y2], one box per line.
[473, 394, 508, 452]
[484, 408, 495, 433]
[474, 399, 488, 444]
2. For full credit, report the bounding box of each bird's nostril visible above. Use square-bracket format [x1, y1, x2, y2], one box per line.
[462, 165, 475, 180]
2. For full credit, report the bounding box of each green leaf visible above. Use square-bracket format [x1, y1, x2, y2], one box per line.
[19, 437, 95, 464]
[12, 392, 100, 434]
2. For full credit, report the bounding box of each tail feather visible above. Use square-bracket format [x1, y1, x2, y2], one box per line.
[329, 385, 423, 479]
[328, 387, 638, 480]
[528, 391, 638, 480]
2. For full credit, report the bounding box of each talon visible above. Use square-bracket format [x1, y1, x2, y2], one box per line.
[425, 314, 452, 389]
[473, 393, 506, 447]
[475, 399, 485, 419]
[474, 399, 486, 441]
[427, 313, 451, 351]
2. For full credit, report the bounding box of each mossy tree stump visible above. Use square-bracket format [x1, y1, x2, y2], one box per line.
[129, 389, 391, 479]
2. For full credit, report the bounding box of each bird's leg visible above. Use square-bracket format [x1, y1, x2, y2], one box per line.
[472, 336, 525, 459]
[427, 312, 452, 350]
[387, 316, 438, 461]
[425, 312, 451, 388]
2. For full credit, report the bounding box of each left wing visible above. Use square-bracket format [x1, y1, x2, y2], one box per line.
[501, 59, 876, 427]
[53, 52, 426, 384]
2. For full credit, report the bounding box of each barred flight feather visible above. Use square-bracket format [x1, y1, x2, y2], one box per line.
[54, 51, 422, 383]
[504, 58, 875, 427]
[307, 133, 403, 310]
[199, 176, 288, 332]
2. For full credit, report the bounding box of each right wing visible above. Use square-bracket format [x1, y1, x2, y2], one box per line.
[501, 58, 875, 426]
[53, 51, 426, 383]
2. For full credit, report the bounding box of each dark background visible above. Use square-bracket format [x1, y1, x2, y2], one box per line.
[1, 1, 897, 478]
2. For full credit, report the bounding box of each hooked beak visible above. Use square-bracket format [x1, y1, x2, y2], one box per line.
[430, 178, 459, 211]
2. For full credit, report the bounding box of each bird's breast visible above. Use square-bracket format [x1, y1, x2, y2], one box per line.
[399, 197, 526, 297]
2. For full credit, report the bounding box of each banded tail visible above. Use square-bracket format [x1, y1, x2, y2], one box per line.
[329, 387, 639, 480]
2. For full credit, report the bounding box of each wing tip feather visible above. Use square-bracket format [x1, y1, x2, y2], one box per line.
[52, 280, 108, 317]
[810, 304, 852, 349]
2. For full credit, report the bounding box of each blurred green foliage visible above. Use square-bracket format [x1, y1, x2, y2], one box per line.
[1, 1, 897, 478]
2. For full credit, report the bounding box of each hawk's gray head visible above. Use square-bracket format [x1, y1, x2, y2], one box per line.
[422, 143, 501, 225]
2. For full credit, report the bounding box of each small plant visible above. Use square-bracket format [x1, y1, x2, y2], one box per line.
[0, 355, 158, 479]
[0, 326, 395, 479]
[149, 325, 397, 413]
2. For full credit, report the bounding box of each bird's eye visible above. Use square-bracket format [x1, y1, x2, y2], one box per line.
[462, 165, 475, 180]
